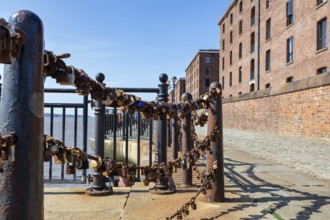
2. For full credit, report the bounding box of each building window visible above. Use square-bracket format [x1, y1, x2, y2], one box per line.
[287, 36, 294, 63]
[265, 50, 271, 71]
[239, 42, 242, 59]
[265, 83, 271, 88]
[266, 0, 272, 8]
[286, 76, 294, 83]
[266, 18, 271, 40]
[250, 32, 255, 53]
[286, 0, 294, 26]
[238, 66, 242, 83]
[230, 31, 233, 43]
[239, 20, 243, 35]
[206, 56, 211, 63]
[317, 67, 327, 74]
[205, 68, 210, 75]
[239, 1, 243, 13]
[230, 51, 233, 65]
[222, 57, 225, 70]
[250, 59, 255, 80]
[230, 13, 233, 25]
[250, 83, 255, 92]
[205, 79, 210, 87]
[222, 76, 225, 89]
[317, 0, 327, 6]
[317, 18, 327, 50]
[222, 23, 225, 33]
[222, 39, 225, 50]
[229, 72, 233, 87]
[251, 7, 255, 26]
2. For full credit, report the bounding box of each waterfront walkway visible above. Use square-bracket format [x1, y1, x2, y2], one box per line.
[45, 128, 330, 219]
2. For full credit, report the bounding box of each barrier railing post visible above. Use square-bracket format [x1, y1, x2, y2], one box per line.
[150, 73, 175, 194]
[157, 73, 168, 165]
[171, 112, 179, 160]
[86, 73, 112, 196]
[0, 10, 44, 220]
[181, 93, 193, 187]
[205, 82, 225, 202]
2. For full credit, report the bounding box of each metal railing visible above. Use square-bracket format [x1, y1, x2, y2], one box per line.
[44, 88, 89, 183]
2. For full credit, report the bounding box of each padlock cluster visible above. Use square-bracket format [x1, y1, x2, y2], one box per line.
[166, 168, 216, 219]
[0, 18, 25, 64]
[42, 50, 223, 219]
[0, 134, 16, 164]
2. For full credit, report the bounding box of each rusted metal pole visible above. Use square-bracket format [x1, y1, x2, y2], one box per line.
[171, 113, 179, 160]
[0, 10, 44, 220]
[86, 73, 112, 196]
[205, 82, 225, 202]
[157, 73, 168, 164]
[181, 93, 193, 187]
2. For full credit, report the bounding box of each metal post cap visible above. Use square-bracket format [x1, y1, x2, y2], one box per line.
[159, 73, 168, 84]
[181, 93, 193, 102]
[209, 82, 222, 90]
[96, 72, 105, 83]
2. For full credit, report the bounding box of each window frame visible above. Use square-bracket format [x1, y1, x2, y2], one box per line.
[317, 18, 327, 51]
[265, 50, 271, 71]
[239, 42, 242, 59]
[266, 18, 271, 40]
[251, 7, 255, 26]
[238, 66, 242, 83]
[286, 0, 294, 26]
[286, 36, 294, 63]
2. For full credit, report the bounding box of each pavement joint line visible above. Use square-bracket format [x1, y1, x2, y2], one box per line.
[119, 186, 132, 220]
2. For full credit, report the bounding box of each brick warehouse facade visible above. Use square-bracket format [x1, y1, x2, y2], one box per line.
[185, 50, 219, 99]
[218, 0, 329, 98]
[218, 0, 330, 138]
[168, 77, 186, 103]
[222, 73, 330, 139]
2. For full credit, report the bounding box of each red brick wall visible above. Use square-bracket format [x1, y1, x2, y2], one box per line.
[223, 84, 330, 139]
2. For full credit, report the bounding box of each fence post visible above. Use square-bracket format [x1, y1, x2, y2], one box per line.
[171, 112, 179, 161]
[181, 93, 193, 187]
[157, 73, 168, 165]
[149, 73, 175, 194]
[86, 73, 112, 196]
[0, 10, 44, 220]
[205, 82, 225, 202]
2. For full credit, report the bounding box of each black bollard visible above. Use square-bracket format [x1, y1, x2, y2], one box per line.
[150, 73, 175, 194]
[205, 82, 225, 202]
[180, 93, 193, 187]
[157, 73, 169, 164]
[86, 73, 112, 196]
[0, 10, 44, 220]
[171, 112, 179, 161]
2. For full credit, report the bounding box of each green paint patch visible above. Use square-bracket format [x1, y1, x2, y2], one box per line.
[265, 206, 285, 220]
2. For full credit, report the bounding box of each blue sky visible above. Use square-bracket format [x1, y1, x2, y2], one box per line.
[0, 0, 231, 115]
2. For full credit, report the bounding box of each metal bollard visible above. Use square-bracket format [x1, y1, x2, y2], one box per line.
[171, 112, 179, 161]
[0, 10, 44, 220]
[205, 82, 225, 202]
[86, 73, 112, 196]
[157, 73, 168, 165]
[150, 73, 175, 194]
[180, 93, 193, 187]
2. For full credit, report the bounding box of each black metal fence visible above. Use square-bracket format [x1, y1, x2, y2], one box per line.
[44, 88, 88, 183]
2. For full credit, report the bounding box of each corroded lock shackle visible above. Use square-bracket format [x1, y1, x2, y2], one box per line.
[0, 26, 12, 64]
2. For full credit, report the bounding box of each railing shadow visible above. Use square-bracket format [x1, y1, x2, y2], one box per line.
[205, 157, 330, 220]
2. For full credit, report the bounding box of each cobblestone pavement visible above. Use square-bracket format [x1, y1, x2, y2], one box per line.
[195, 126, 330, 181]
[223, 128, 330, 181]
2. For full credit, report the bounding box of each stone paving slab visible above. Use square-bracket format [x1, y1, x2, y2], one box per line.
[44, 187, 130, 220]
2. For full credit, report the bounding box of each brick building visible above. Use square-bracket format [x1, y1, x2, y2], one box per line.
[218, 0, 329, 98]
[185, 49, 219, 99]
[168, 77, 186, 103]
